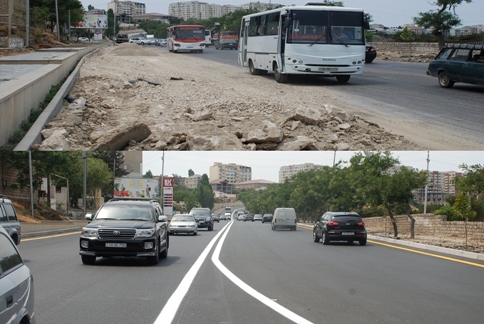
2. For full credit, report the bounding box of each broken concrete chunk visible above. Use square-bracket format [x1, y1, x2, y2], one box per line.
[90, 122, 151, 150]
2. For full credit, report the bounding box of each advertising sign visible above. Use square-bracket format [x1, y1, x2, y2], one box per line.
[77, 14, 108, 29]
[114, 178, 159, 198]
[163, 177, 174, 216]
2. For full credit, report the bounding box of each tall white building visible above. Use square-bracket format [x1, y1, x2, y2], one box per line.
[108, 0, 146, 23]
[168, 2, 280, 20]
[279, 163, 323, 183]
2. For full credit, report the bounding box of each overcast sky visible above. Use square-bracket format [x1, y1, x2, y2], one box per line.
[141, 151, 484, 183]
[85, 0, 483, 27]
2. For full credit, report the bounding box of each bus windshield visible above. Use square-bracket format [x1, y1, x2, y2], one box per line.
[175, 28, 205, 41]
[287, 10, 364, 45]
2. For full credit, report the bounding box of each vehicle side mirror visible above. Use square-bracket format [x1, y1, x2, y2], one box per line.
[364, 21, 370, 30]
[85, 214, 92, 221]
[158, 215, 168, 222]
[283, 18, 292, 29]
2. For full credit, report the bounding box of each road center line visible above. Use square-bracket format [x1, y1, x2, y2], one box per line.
[153, 221, 232, 324]
[211, 221, 314, 324]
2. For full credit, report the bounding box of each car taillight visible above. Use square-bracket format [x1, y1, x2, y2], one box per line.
[357, 221, 365, 226]
[328, 221, 339, 226]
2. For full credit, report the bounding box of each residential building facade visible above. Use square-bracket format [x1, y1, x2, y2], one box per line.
[108, 0, 146, 24]
[414, 171, 464, 205]
[168, 1, 280, 20]
[235, 179, 274, 190]
[279, 163, 323, 183]
[184, 174, 202, 189]
[209, 162, 252, 184]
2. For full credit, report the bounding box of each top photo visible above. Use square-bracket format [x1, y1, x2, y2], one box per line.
[1, 0, 483, 151]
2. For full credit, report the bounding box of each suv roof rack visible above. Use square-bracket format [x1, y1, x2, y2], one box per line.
[445, 43, 484, 50]
[108, 197, 158, 202]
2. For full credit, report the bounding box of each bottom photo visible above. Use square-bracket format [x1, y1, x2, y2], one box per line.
[1, 150, 483, 324]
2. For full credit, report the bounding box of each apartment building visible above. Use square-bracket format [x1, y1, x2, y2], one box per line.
[184, 174, 202, 189]
[209, 162, 252, 184]
[108, 0, 146, 24]
[235, 179, 274, 190]
[168, 1, 280, 20]
[414, 171, 464, 204]
[279, 163, 323, 183]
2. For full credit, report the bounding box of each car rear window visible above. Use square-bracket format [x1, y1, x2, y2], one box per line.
[333, 215, 362, 222]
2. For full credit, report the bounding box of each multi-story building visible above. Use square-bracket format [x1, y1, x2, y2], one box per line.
[168, 2, 280, 20]
[279, 163, 323, 183]
[108, 0, 146, 24]
[209, 162, 252, 184]
[132, 13, 176, 24]
[235, 179, 274, 190]
[414, 171, 464, 205]
[184, 174, 202, 189]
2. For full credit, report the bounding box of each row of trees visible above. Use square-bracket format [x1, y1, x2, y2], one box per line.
[0, 150, 128, 209]
[237, 152, 483, 238]
[173, 174, 215, 212]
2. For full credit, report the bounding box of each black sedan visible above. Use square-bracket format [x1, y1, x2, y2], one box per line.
[215, 39, 238, 50]
[365, 44, 377, 63]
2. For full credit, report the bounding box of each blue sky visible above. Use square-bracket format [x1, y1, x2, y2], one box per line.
[84, 0, 483, 27]
[142, 151, 484, 183]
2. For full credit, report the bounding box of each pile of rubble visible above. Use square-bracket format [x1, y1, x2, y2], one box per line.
[34, 43, 420, 151]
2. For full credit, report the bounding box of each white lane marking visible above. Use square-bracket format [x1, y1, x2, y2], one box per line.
[211, 221, 314, 324]
[153, 221, 233, 324]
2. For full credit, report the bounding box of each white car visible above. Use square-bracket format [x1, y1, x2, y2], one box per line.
[238, 214, 246, 221]
[129, 37, 148, 45]
[168, 214, 198, 236]
[78, 37, 89, 42]
[159, 39, 167, 47]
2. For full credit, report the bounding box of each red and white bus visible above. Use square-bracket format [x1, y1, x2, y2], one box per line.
[167, 25, 206, 53]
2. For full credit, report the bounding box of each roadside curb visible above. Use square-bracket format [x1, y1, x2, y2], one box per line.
[22, 226, 82, 238]
[297, 223, 484, 261]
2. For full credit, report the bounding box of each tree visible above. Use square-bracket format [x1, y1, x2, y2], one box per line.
[195, 174, 214, 209]
[399, 26, 415, 42]
[188, 169, 195, 177]
[143, 170, 153, 178]
[30, 0, 85, 36]
[414, 0, 472, 50]
[452, 192, 476, 220]
[455, 164, 484, 198]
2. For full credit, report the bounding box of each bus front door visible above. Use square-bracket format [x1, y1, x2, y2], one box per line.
[238, 21, 249, 67]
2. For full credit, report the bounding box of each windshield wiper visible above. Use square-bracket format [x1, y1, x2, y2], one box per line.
[309, 35, 327, 47]
[333, 37, 349, 47]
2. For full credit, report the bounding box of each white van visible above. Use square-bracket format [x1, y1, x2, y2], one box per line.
[272, 208, 297, 231]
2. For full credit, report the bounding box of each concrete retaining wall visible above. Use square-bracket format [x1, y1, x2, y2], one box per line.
[370, 42, 440, 56]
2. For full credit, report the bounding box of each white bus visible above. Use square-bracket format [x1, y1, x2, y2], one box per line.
[238, 4, 369, 83]
[167, 25, 205, 53]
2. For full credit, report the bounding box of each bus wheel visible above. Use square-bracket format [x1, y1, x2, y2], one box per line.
[274, 65, 288, 83]
[336, 75, 350, 83]
[249, 60, 261, 75]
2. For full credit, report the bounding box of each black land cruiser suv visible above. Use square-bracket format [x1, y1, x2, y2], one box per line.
[313, 211, 367, 246]
[189, 208, 214, 231]
[79, 198, 169, 265]
[0, 196, 21, 245]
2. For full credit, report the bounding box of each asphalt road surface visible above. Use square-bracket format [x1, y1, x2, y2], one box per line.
[19, 220, 484, 324]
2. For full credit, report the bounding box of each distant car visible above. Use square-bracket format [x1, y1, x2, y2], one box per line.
[237, 214, 246, 221]
[254, 214, 263, 221]
[426, 44, 484, 88]
[159, 39, 167, 47]
[313, 211, 367, 245]
[169, 214, 198, 236]
[224, 212, 231, 220]
[78, 37, 89, 42]
[0, 226, 36, 324]
[0, 196, 21, 245]
[147, 38, 157, 45]
[262, 214, 273, 223]
[245, 214, 254, 222]
[212, 213, 220, 222]
[189, 208, 214, 231]
[365, 44, 377, 63]
[129, 37, 148, 45]
[79, 197, 169, 265]
[215, 39, 238, 50]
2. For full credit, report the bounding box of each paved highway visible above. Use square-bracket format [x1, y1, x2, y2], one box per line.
[19, 220, 484, 324]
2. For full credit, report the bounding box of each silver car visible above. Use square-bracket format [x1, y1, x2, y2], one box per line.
[169, 214, 198, 236]
[0, 196, 21, 245]
[0, 226, 36, 324]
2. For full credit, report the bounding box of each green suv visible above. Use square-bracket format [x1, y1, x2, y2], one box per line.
[427, 44, 484, 88]
[0, 196, 21, 245]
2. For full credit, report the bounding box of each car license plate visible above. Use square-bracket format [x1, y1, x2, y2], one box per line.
[106, 243, 127, 248]
[187, 46, 193, 48]
[342, 232, 354, 235]
[318, 67, 338, 72]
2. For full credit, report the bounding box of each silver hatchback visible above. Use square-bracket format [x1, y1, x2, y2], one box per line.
[0, 226, 36, 324]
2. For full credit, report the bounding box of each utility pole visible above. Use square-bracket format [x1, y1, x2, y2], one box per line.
[83, 151, 87, 216]
[424, 151, 430, 214]
[161, 151, 165, 206]
[26, 0, 29, 47]
[55, 0, 60, 41]
[29, 150, 34, 218]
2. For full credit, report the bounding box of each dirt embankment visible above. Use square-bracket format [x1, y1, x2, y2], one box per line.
[12, 198, 67, 223]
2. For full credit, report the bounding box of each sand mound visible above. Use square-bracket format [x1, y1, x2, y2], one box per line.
[111, 43, 159, 56]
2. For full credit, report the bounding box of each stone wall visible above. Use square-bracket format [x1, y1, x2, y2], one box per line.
[370, 42, 440, 56]
[364, 214, 484, 241]
[0, 0, 27, 28]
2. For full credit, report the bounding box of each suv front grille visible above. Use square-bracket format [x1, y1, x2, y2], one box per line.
[98, 228, 136, 239]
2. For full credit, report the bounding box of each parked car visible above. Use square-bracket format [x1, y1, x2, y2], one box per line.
[215, 39, 238, 50]
[129, 37, 148, 45]
[272, 208, 297, 231]
[313, 211, 367, 245]
[262, 213, 273, 223]
[254, 214, 263, 221]
[79, 197, 169, 265]
[78, 37, 89, 42]
[365, 44, 377, 63]
[0, 196, 21, 245]
[426, 44, 484, 88]
[245, 214, 254, 222]
[0, 226, 36, 324]
[189, 208, 214, 231]
[169, 214, 198, 236]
